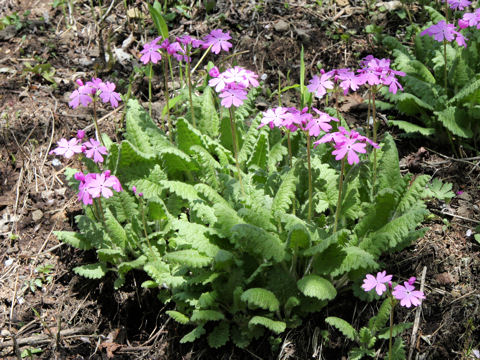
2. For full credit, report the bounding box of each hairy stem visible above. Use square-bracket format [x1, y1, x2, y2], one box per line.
[92, 98, 105, 147]
[148, 63, 153, 117]
[163, 57, 173, 143]
[366, 90, 372, 139]
[372, 90, 378, 185]
[307, 134, 313, 221]
[334, 157, 345, 232]
[443, 40, 448, 91]
[186, 59, 196, 128]
[229, 107, 244, 197]
[389, 294, 394, 360]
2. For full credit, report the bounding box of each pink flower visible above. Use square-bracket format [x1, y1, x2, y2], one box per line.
[407, 277, 416, 285]
[209, 66, 220, 78]
[99, 81, 122, 108]
[86, 77, 104, 94]
[49, 138, 83, 159]
[86, 171, 122, 199]
[75, 172, 96, 205]
[69, 80, 93, 108]
[458, 9, 480, 29]
[208, 72, 228, 92]
[83, 138, 108, 163]
[260, 107, 291, 129]
[140, 38, 162, 64]
[361, 271, 393, 296]
[420, 20, 467, 47]
[332, 136, 367, 165]
[202, 29, 232, 54]
[392, 282, 425, 308]
[305, 109, 338, 136]
[307, 72, 334, 99]
[338, 70, 362, 95]
[219, 84, 248, 108]
[446, 0, 471, 10]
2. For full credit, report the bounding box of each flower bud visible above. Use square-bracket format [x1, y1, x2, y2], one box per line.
[77, 130, 85, 139]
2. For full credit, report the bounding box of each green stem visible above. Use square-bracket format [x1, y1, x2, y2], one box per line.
[95, 198, 106, 224]
[186, 54, 196, 128]
[148, 63, 153, 117]
[307, 134, 313, 221]
[389, 294, 394, 360]
[334, 157, 345, 232]
[366, 90, 372, 139]
[229, 107, 244, 197]
[287, 131, 292, 168]
[139, 197, 153, 252]
[162, 56, 173, 143]
[372, 90, 378, 186]
[443, 40, 448, 92]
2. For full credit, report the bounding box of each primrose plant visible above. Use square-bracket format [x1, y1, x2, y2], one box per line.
[51, 25, 431, 350]
[326, 271, 425, 359]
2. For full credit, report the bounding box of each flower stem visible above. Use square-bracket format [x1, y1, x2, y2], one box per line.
[443, 40, 448, 91]
[372, 89, 378, 185]
[334, 157, 345, 232]
[366, 90, 372, 139]
[287, 131, 293, 168]
[229, 107, 244, 197]
[162, 56, 172, 143]
[389, 294, 394, 360]
[92, 98, 105, 147]
[307, 134, 313, 221]
[186, 48, 196, 128]
[148, 63, 153, 118]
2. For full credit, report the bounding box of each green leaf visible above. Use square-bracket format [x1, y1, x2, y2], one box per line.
[199, 87, 219, 137]
[106, 190, 138, 223]
[375, 133, 403, 194]
[176, 117, 204, 155]
[191, 309, 225, 322]
[425, 178, 455, 202]
[325, 317, 356, 341]
[73, 263, 107, 279]
[332, 246, 378, 276]
[391, 337, 407, 360]
[241, 288, 280, 311]
[208, 321, 229, 348]
[148, 4, 168, 38]
[104, 208, 128, 249]
[166, 310, 190, 324]
[231, 223, 285, 262]
[249, 316, 286, 334]
[435, 107, 472, 138]
[160, 180, 200, 202]
[54, 231, 92, 250]
[369, 298, 391, 332]
[378, 322, 413, 339]
[449, 76, 480, 104]
[164, 249, 212, 268]
[180, 325, 206, 343]
[388, 120, 435, 136]
[303, 229, 349, 256]
[297, 275, 336, 300]
[287, 223, 311, 249]
[272, 164, 299, 216]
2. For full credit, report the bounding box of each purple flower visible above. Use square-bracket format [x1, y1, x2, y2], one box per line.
[338, 70, 362, 95]
[392, 282, 425, 308]
[209, 66, 220, 78]
[459, 9, 480, 29]
[76, 130, 86, 139]
[420, 20, 467, 47]
[218, 84, 248, 108]
[202, 29, 232, 54]
[305, 109, 338, 136]
[332, 136, 367, 165]
[49, 138, 84, 159]
[407, 277, 416, 285]
[208, 72, 228, 92]
[446, 0, 471, 10]
[361, 271, 393, 296]
[307, 72, 334, 99]
[99, 81, 122, 108]
[140, 38, 162, 64]
[75, 172, 96, 205]
[69, 80, 93, 108]
[83, 138, 108, 163]
[86, 77, 104, 94]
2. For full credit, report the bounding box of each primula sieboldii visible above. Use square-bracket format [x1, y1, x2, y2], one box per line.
[50, 136, 109, 164]
[459, 8, 480, 29]
[75, 171, 123, 205]
[69, 77, 122, 109]
[83, 138, 108, 163]
[362, 271, 426, 308]
[202, 29, 232, 54]
[260, 107, 291, 129]
[49, 137, 83, 159]
[357, 56, 406, 94]
[305, 108, 338, 136]
[315, 127, 378, 165]
[392, 282, 426, 308]
[420, 20, 467, 47]
[209, 66, 259, 108]
[218, 84, 248, 108]
[140, 37, 162, 64]
[307, 71, 334, 99]
[446, 0, 471, 10]
[361, 271, 393, 296]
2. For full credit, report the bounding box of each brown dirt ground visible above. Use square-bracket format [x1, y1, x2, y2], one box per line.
[0, 0, 479, 359]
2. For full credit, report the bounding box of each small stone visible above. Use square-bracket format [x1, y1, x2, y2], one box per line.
[32, 209, 43, 222]
[434, 272, 457, 285]
[274, 20, 289, 33]
[54, 187, 67, 196]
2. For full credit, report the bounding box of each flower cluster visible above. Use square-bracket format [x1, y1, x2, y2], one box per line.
[307, 56, 406, 101]
[420, 20, 467, 48]
[69, 77, 122, 109]
[75, 170, 122, 205]
[447, 0, 471, 11]
[362, 271, 426, 308]
[315, 126, 379, 165]
[139, 29, 232, 65]
[209, 66, 259, 108]
[49, 134, 108, 163]
[459, 8, 480, 29]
